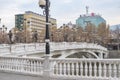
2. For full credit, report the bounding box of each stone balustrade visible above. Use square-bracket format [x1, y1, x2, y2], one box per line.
[0, 56, 120, 80]
[0, 56, 43, 75]
[0, 42, 108, 57]
[51, 58, 120, 79]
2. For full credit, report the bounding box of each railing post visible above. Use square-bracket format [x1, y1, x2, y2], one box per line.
[10, 44, 12, 53]
[43, 55, 51, 79]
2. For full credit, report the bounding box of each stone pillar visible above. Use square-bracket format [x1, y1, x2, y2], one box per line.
[100, 52, 103, 59]
[43, 54, 52, 80]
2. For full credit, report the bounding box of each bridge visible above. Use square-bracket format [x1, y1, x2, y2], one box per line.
[0, 42, 115, 80]
[0, 42, 108, 59]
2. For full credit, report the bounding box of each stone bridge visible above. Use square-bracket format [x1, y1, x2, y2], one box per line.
[0, 42, 108, 59]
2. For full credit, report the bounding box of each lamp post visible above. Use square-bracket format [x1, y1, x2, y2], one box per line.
[39, 0, 50, 55]
[39, 0, 51, 77]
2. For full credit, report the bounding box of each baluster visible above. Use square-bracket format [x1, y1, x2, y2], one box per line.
[21, 59, 25, 72]
[2, 58, 4, 69]
[7, 58, 9, 70]
[108, 63, 112, 78]
[68, 62, 70, 75]
[17, 59, 19, 71]
[37, 60, 40, 73]
[26, 59, 30, 72]
[94, 62, 97, 77]
[89, 62, 92, 77]
[8, 58, 10, 70]
[8, 58, 11, 70]
[76, 62, 79, 76]
[30, 60, 33, 72]
[1, 59, 4, 70]
[34, 60, 38, 73]
[113, 63, 117, 78]
[17, 59, 20, 71]
[13, 58, 15, 70]
[71, 63, 74, 76]
[33, 60, 35, 73]
[39, 61, 42, 74]
[118, 64, 120, 78]
[23, 59, 26, 72]
[53, 64, 56, 75]
[85, 62, 88, 77]
[26, 59, 29, 72]
[14, 58, 16, 71]
[19, 59, 22, 72]
[80, 62, 83, 77]
[17, 58, 20, 70]
[9, 58, 12, 70]
[59, 63, 62, 75]
[4, 58, 6, 70]
[15, 59, 18, 71]
[63, 63, 66, 76]
[0, 59, 1, 69]
[55, 63, 58, 75]
[98, 62, 102, 77]
[103, 63, 107, 78]
[4, 59, 7, 69]
[25, 59, 27, 72]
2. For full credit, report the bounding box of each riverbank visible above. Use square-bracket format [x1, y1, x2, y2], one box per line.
[108, 50, 120, 58]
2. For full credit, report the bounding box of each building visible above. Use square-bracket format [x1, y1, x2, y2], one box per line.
[75, 7, 110, 45]
[76, 13, 106, 28]
[76, 7, 106, 29]
[107, 24, 120, 50]
[15, 11, 57, 42]
[15, 11, 57, 33]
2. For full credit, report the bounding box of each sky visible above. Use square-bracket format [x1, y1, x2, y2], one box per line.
[0, 0, 120, 30]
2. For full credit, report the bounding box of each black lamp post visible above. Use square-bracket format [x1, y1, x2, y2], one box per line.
[39, 0, 50, 54]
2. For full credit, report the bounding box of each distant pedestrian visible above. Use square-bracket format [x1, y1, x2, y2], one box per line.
[33, 31, 38, 42]
[8, 30, 13, 43]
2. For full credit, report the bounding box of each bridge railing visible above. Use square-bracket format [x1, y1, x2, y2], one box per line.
[0, 56, 120, 79]
[0, 56, 43, 75]
[51, 58, 120, 79]
[0, 42, 108, 57]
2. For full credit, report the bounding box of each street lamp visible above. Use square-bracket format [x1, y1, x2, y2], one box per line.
[39, 0, 50, 54]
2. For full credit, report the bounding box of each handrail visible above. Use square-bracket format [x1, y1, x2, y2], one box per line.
[0, 57, 120, 79]
[0, 56, 44, 75]
[0, 42, 108, 58]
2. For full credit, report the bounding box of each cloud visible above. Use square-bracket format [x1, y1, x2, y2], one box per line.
[63, 0, 73, 3]
[0, 0, 36, 30]
[0, 0, 120, 30]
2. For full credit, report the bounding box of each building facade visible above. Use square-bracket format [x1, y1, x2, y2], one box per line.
[15, 11, 57, 33]
[75, 9, 109, 45]
[76, 13, 106, 29]
[15, 11, 57, 43]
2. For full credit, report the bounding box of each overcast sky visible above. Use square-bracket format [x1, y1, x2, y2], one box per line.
[0, 0, 120, 30]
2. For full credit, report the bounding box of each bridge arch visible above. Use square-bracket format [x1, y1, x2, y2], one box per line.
[58, 50, 100, 59]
